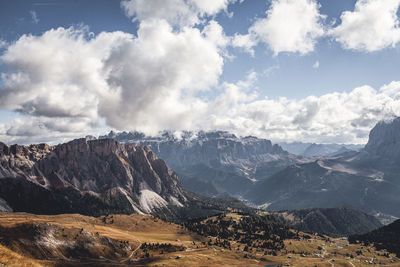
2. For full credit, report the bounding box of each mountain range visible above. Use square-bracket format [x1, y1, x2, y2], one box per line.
[247, 118, 400, 222]
[279, 142, 364, 157]
[2, 118, 400, 226]
[100, 118, 400, 223]
[100, 131, 310, 197]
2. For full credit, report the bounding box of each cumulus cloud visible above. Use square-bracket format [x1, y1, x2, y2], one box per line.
[0, 116, 97, 144]
[0, 27, 120, 120]
[1, 24, 400, 146]
[1, 23, 399, 145]
[233, 0, 325, 55]
[196, 81, 400, 144]
[121, 0, 236, 26]
[331, 0, 400, 52]
[0, 20, 228, 143]
[231, 33, 257, 56]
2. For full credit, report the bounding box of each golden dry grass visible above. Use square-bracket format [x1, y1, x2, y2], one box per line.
[0, 212, 399, 267]
[0, 244, 45, 267]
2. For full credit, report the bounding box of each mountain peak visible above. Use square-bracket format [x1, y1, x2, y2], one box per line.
[365, 117, 400, 160]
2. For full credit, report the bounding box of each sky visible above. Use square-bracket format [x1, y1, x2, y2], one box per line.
[1, 0, 400, 145]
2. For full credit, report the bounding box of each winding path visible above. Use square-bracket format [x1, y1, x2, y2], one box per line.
[120, 244, 142, 263]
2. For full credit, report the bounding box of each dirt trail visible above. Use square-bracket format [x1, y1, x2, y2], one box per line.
[120, 244, 142, 263]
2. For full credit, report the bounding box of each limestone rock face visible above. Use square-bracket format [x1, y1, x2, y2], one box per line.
[0, 138, 187, 215]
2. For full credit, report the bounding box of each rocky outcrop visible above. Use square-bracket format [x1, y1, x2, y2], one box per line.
[0, 138, 187, 215]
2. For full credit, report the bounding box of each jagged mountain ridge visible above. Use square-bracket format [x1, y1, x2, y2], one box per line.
[247, 118, 400, 221]
[0, 138, 187, 215]
[100, 130, 309, 197]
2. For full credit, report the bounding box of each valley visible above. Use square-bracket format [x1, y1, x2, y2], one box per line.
[0, 212, 399, 267]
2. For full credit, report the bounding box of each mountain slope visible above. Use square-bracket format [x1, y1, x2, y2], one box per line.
[0, 138, 187, 216]
[246, 118, 400, 220]
[349, 219, 400, 257]
[274, 206, 382, 237]
[100, 131, 308, 197]
[247, 158, 400, 218]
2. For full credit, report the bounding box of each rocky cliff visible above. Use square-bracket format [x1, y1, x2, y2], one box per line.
[0, 138, 187, 215]
[363, 117, 400, 168]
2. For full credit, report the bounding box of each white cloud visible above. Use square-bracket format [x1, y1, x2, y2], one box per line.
[30, 10, 39, 24]
[102, 19, 227, 132]
[232, 33, 257, 56]
[0, 21, 228, 142]
[312, 60, 319, 68]
[189, 0, 234, 16]
[330, 0, 400, 52]
[121, 0, 198, 26]
[1, 24, 400, 146]
[214, 81, 400, 144]
[121, 0, 237, 27]
[234, 0, 325, 55]
[262, 65, 279, 77]
[0, 116, 97, 145]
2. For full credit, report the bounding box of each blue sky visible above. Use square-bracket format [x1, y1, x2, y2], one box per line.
[1, 0, 400, 144]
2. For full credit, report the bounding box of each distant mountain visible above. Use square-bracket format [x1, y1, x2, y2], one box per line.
[247, 118, 400, 221]
[274, 206, 382, 237]
[0, 138, 188, 216]
[349, 219, 400, 257]
[279, 142, 364, 157]
[278, 142, 311, 155]
[100, 131, 309, 197]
